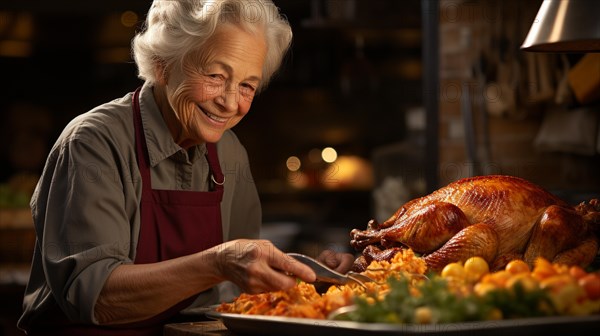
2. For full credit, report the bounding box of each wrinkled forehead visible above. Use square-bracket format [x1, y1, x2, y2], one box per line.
[181, 23, 267, 74]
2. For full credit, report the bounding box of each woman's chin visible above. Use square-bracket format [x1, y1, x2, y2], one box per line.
[199, 130, 225, 144]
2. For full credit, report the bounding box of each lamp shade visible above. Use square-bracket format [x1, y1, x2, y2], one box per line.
[521, 0, 600, 52]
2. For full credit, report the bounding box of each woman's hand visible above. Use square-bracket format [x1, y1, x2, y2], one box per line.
[316, 249, 355, 274]
[211, 239, 316, 294]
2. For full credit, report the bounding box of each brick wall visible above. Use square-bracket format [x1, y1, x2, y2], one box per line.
[437, 0, 600, 197]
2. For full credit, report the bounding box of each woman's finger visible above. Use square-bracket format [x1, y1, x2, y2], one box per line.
[267, 249, 316, 283]
[333, 253, 355, 273]
[317, 250, 355, 273]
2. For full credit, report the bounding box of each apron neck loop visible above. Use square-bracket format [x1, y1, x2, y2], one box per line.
[205, 142, 224, 190]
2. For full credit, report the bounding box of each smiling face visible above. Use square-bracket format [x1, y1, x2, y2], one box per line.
[154, 24, 267, 149]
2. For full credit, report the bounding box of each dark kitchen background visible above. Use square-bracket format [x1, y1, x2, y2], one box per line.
[1, 1, 599, 335]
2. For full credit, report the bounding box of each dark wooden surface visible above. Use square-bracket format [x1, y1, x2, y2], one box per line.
[164, 321, 233, 336]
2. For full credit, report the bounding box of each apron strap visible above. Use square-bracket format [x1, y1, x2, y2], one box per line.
[132, 87, 153, 196]
[205, 142, 225, 190]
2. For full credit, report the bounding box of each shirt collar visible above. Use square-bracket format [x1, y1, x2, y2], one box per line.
[137, 82, 206, 167]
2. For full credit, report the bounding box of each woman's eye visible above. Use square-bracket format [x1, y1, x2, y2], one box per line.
[207, 74, 224, 81]
[240, 83, 256, 93]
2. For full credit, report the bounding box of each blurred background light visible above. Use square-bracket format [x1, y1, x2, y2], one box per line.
[120, 10, 138, 28]
[285, 156, 301, 172]
[321, 147, 337, 163]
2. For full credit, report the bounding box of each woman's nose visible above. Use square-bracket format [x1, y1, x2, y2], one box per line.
[217, 88, 238, 112]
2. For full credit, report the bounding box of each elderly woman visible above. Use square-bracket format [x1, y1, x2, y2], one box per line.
[18, 1, 353, 335]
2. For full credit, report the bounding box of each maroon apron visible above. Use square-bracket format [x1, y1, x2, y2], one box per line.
[27, 87, 224, 336]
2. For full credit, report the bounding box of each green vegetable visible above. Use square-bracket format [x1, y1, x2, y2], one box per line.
[483, 282, 556, 318]
[343, 274, 556, 324]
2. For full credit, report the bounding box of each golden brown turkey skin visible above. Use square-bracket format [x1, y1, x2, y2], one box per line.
[350, 175, 599, 272]
[377, 201, 471, 253]
[553, 236, 599, 267]
[423, 223, 498, 272]
[523, 205, 587, 264]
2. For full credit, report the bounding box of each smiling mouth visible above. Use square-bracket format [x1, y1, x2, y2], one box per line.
[202, 109, 227, 123]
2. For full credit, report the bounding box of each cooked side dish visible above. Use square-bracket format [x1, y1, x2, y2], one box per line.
[216, 249, 427, 319]
[217, 250, 600, 323]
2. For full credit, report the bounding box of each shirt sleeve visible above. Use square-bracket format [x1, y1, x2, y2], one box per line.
[33, 131, 135, 324]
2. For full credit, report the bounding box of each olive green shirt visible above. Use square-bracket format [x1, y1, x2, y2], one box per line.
[18, 82, 261, 329]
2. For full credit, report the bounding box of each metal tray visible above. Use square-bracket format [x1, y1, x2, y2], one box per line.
[205, 310, 600, 336]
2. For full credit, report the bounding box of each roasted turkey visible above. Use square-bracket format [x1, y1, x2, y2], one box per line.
[350, 175, 600, 272]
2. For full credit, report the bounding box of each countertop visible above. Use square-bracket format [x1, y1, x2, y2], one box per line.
[164, 321, 233, 335]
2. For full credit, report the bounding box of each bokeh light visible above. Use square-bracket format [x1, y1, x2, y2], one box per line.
[120, 11, 138, 27]
[286, 156, 301, 172]
[321, 147, 338, 163]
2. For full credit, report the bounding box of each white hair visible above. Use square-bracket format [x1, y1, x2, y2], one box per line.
[132, 0, 292, 91]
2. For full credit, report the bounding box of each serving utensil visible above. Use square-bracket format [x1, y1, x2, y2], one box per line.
[286, 253, 376, 287]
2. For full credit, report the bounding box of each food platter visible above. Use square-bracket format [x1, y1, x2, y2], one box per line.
[205, 310, 600, 336]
